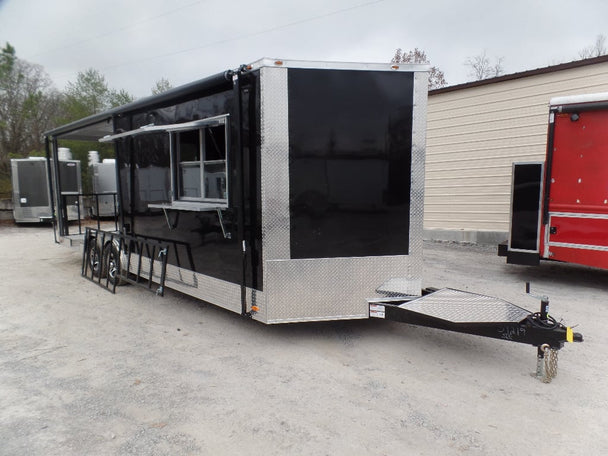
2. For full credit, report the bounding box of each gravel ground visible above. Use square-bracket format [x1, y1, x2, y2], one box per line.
[0, 224, 606, 456]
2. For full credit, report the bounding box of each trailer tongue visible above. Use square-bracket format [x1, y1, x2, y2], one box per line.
[369, 287, 582, 382]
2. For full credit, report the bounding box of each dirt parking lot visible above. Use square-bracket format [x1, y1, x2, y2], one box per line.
[0, 224, 606, 455]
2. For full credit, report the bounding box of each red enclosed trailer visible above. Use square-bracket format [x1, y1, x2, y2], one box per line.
[500, 92, 608, 269]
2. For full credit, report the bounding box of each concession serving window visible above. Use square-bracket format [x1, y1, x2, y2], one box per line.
[100, 114, 230, 211]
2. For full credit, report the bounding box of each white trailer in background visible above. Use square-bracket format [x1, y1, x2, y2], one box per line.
[89, 152, 118, 218]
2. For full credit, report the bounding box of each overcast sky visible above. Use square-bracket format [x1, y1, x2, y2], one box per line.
[0, 0, 607, 98]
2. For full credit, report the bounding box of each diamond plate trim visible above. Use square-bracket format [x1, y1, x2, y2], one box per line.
[410, 71, 428, 263]
[125, 257, 248, 315]
[265, 256, 421, 323]
[260, 66, 290, 263]
[399, 288, 531, 323]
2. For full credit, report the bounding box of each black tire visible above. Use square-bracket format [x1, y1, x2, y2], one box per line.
[87, 237, 102, 277]
[102, 242, 123, 286]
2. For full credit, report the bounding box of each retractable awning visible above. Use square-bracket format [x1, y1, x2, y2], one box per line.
[98, 114, 229, 142]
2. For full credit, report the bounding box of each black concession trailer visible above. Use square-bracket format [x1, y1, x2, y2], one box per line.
[45, 59, 581, 380]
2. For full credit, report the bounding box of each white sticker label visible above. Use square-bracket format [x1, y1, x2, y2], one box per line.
[369, 304, 385, 319]
[20, 198, 27, 203]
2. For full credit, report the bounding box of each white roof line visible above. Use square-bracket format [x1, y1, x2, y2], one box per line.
[550, 92, 608, 106]
[247, 57, 429, 72]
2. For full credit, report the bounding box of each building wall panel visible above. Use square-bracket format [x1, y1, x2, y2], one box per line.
[426, 60, 608, 234]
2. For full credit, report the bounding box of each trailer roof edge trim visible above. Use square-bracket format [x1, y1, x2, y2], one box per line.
[550, 92, 608, 106]
[247, 57, 429, 72]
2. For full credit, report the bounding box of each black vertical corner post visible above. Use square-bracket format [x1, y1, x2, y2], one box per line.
[45, 136, 58, 243]
[111, 115, 126, 233]
[542, 108, 557, 225]
[50, 136, 67, 237]
[232, 68, 248, 316]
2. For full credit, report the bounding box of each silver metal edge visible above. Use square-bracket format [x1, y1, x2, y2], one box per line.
[410, 71, 428, 263]
[248, 58, 429, 73]
[127, 258, 263, 317]
[549, 211, 608, 220]
[256, 65, 291, 323]
[546, 241, 608, 252]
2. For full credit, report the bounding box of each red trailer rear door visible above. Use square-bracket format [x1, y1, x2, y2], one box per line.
[546, 109, 608, 269]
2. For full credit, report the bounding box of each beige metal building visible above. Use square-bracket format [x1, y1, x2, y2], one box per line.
[425, 55, 608, 244]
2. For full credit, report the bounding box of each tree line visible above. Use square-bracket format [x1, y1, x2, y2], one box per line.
[392, 34, 607, 90]
[0, 42, 173, 195]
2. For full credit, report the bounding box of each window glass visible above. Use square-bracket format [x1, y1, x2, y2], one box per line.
[178, 129, 202, 198]
[204, 162, 226, 199]
[204, 126, 226, 161]
[176, 120, 228, 203]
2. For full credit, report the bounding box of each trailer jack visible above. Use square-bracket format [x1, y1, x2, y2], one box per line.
[368, 288, 583, 382]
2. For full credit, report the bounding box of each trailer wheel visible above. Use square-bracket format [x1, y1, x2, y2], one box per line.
[88, 242, 102, 277]
[102, 242, 123, 286]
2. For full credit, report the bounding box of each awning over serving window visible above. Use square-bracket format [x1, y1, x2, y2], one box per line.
[98, 115, 229, 143]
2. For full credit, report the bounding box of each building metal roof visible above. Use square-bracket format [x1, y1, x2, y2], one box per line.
[429, 55, 608, 96]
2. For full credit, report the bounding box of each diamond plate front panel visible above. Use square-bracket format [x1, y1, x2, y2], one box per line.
[399, 288, 531, 323]
[265, 256, 422, 323]
[258, 68, 429, 324]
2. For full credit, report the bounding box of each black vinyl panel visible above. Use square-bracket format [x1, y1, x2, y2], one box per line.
[288, 69, 414, 259]
[17, 161, 49, 207]
[115, 87, 262, 288]
[59, 161, 80, 193]
[510, 163, 542, 251]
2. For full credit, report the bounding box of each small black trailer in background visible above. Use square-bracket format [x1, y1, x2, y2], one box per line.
[44, 59, 581, 380]
[11, 153, 82, 224]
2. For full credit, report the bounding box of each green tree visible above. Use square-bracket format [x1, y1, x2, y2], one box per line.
[60, 68, 135, 122]
[0, 43, 60, 176]
[151, 78, 173, 95]
[0, 42, 16, 84]
[108, 88, 134, 108]
[57, 69, 134, 193]
[61, 68, 110, 122]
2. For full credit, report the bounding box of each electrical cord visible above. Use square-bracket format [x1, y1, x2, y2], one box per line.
[526, 312, 559, 329]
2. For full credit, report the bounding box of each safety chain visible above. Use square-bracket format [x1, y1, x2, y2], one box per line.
[536, 344, 559, 383]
